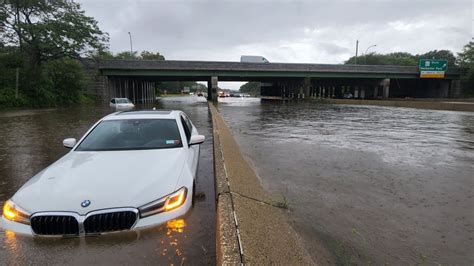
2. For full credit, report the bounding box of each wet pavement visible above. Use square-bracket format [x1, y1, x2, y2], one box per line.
[0, 96, 215, 265]
[217, 98, 474, 265]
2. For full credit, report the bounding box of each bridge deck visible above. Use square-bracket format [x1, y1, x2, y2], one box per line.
[96, 59, 463, 80]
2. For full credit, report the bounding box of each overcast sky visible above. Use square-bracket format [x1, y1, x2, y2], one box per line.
[78, 0, 473, 89]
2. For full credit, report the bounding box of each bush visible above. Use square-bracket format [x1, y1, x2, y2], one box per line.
[0, 88, 28, 109]
[0, 54, 91, 108]
[40, 58, 88, 106]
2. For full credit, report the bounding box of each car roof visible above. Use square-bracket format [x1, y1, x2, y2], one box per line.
[103, 110, 182, 120]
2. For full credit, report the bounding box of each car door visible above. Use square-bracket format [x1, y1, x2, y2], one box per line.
[180, 115, 199, 178]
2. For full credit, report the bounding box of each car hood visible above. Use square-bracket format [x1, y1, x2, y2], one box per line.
[12, 148, 186, 215]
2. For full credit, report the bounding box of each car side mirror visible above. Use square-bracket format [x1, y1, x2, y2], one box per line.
[189, 135, 205, 146]
[63, 138, 77, 149]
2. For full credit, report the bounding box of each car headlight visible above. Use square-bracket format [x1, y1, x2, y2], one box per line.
[2, 200, 31, 225]
[138, 187, 187, 218]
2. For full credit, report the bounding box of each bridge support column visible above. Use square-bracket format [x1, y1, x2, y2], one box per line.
[208, 76, 218, 101]
[360, 87, 366, 99]
[373, 85, 378, 98]
[382, 79, 390, 99]
[450, 79, 461, 98]
[302, 77, 311, 99]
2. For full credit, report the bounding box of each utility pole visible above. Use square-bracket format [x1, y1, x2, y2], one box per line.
[355, 40, 359, 65]
[128, 32, 133, 58]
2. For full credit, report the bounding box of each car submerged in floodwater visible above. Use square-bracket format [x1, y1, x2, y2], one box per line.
[109, 98, 135, 110]
[1, 110, 205, 236]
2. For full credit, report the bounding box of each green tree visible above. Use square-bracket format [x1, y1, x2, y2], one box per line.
[240, 82, 261, 95]
[114, 51, 139, 59]
[1, 0, 108, 96]
[457, 42, 474, 96]
[140, 51, 165, 60]
[41, 58, 88, 106]
[345, 50, 456, 67]
[345, 52, 417, 66]
[417, 50, 456, 67]
[99, 50, 165, 60]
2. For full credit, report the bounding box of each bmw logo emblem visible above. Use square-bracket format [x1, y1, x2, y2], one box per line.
[81, 200, 91, 208]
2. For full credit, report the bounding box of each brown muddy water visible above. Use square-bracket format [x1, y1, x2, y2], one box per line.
[217, 98, 474, 265]
[0, 96, 215, 265]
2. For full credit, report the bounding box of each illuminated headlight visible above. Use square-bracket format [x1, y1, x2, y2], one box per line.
[2, 200, 31, 225]
[138, 187, 187, 218]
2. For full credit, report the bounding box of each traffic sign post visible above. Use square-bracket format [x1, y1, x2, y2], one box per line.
[419, 59, 448, 78]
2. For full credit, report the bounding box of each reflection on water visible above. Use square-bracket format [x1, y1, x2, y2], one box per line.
[218, 98, 474, 265]
[0, 96, 214, 264]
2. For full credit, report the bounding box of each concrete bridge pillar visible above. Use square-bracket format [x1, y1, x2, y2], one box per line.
[208, 76, 218, 101]
[360, 86, 366, 99]
[373, 85, 378, 98]
[450, 80, 461, 98]
[382, 79, 390, 99]
[302, 77, 311, 99]
[354, 86, 359, 98]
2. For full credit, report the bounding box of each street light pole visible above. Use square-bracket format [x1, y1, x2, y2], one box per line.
[364, 44, 377, 55]
[363, 44, 377, 65]
[128, 32, 133, 57]
[355, 40, 359, 64]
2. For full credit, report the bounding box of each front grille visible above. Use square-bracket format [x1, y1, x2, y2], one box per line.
[31, 215, 79, 235]
[84, 211, 137, 234]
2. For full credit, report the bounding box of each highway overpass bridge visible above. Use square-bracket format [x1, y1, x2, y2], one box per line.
[82, 59, 464, 102]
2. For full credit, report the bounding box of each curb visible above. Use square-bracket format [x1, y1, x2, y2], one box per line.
[210, 102, 315, 265]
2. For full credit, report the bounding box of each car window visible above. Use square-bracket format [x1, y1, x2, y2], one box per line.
[180, 116, 191, 143]
[116, 99, 129, 104]
[183, 114, 193, 132]
[111, 99, 116, 104]
[76, 119, 183, 151]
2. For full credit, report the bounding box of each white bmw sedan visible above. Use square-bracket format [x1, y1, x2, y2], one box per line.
[1, 110, 205, 236]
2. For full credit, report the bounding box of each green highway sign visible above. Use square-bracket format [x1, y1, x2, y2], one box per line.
[419, 59, 448, 72]
[419, 59, 448, 78]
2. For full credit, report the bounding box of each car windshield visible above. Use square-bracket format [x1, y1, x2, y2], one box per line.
[116, 98, 131, 104]
[76, 119, 182, 151]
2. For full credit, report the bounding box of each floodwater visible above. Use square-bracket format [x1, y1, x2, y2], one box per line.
[0, 96, 215, 265]
[217, 97, 474, 265]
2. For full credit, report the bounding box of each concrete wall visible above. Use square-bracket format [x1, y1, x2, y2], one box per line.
[81, 59, 108, 102]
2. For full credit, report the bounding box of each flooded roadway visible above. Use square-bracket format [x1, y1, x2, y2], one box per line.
[217, 98, 474, 265]
[0, 96, 215, 265]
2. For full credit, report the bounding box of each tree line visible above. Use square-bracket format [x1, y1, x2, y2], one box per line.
[1, 0, 108, 108]
[345, 45, 474, 96]
[241, 44, 473, 96]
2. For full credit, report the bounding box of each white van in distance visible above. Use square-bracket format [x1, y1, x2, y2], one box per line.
[240, 55, 270, 63]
